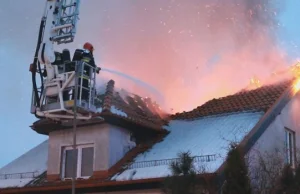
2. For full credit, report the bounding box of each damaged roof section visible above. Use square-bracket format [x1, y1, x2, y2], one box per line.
[95, 80, 169, 133]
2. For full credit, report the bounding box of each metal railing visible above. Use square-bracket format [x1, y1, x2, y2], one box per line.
[127, 154, 217, 169]
[76, 61, 97, 109]
[0, 171, 40, 180]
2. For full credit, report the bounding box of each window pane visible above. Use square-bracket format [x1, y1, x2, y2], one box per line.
[285, 131, 288, 164]
[81, 147, 94, 177]
[289, 133, 293, 165]
[65, 149, 78, 178]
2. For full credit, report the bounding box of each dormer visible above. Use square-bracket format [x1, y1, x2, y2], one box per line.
[46, 123, 137, 180]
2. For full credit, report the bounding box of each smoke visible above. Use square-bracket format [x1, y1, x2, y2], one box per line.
[71, 0, 289, 113]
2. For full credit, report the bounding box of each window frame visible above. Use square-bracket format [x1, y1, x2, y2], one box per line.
[285, 127, 296, 168]
[61, 144, 94, 180]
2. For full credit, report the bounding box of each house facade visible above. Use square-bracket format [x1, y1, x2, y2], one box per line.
[0, 78, 300, 193]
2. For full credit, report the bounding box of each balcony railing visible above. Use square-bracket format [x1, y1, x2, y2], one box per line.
[0, 171, 40, 180]
[127, 154, 217, 169]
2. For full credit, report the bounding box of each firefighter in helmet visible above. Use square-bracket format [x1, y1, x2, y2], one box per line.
[72, 42, 101, 101]
[82, 42, 95, 69]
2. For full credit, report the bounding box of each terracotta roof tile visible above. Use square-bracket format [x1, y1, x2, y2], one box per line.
[172, 79, 293, 120]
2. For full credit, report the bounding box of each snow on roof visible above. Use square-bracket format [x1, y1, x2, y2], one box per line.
[0, 140, 48, 188]
[111, 105, 128, 117]
[96, 107, 103, 112]
[112, 111, 263, 181]
[0, 178, 34, 189]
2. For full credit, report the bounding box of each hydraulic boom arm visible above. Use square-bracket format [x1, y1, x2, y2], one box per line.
[30, 0, 97, 121]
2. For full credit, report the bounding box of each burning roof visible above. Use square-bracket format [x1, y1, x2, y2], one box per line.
[172, 79, 293, 120]
[95, 80, 169, 132]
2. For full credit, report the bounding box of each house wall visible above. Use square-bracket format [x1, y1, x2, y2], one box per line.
[247, 91, 300, 168]
[242, 92, 300, 193]
[109, 125, 134, 168]
[47, 123, 134, 179]
[248, 92, 300, 160]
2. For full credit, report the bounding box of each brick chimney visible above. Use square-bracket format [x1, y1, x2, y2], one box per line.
[102, 80, 115, 112]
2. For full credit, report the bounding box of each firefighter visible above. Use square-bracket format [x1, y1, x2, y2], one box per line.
[72, 42, 100, 101]
[72, 42, 100, 73]
[82, 42, 96, 69]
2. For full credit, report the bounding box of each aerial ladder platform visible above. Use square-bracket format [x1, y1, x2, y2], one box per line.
[30, 0, 99, 121]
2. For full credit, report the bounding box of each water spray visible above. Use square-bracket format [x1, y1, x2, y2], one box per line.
[100, 67, 165, 105]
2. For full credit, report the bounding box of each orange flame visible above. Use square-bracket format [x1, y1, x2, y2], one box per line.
[291, 62, 300, 94]
[290, 62, 300, 77]
[293, 79, 300, 94]
[249, 76, 261, 89]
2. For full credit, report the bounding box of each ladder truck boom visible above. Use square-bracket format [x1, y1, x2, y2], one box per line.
[30, 0, 99, 121]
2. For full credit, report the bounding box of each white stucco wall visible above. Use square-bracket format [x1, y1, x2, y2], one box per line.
[48, 123, 134, 176]
[109, 125, 134, 168]
[247, 92, 300, 165]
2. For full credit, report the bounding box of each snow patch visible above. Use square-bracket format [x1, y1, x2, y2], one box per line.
[96, 107, 103, 112]
[115, 167, 168, 181]
[111, 105, 127, 117]
[0, 178, 33, 188]
[0, 140, 48, 188]
[113, 111, 263, 181]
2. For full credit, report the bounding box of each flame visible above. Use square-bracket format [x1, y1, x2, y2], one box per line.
[248, 62, 300, 92]
[293, 79, 300, 94]
[249, 76, 261, 89]
[292, 62, 300, 94]
[290, 62, 300, 77]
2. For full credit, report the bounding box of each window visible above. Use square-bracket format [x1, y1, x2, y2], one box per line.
[285, 128, 296, 167]
[62, 144, 94, 179]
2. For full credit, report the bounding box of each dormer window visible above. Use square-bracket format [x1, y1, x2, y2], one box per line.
[61, 144, 94, 179]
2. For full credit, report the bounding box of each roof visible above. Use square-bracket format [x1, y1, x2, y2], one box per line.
[112, 111, 264, 181]
[1, 79, 296, 193]
[172, 79, 293, 120]
[0, 140, 48, 189]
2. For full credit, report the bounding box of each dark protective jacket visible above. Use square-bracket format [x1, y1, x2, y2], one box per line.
[71, 49, 97, 74]
[73, 49, 95, 65]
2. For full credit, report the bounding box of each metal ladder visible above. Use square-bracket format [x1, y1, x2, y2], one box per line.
[52, 0, 80, 44]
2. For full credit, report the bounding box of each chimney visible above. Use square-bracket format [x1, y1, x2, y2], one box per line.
[102, 80, 115, 112]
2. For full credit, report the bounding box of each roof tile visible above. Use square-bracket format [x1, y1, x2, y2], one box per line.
[172, 79, 293, 120]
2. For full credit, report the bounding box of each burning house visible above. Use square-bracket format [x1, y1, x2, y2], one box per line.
[1, 76, 300, 193]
